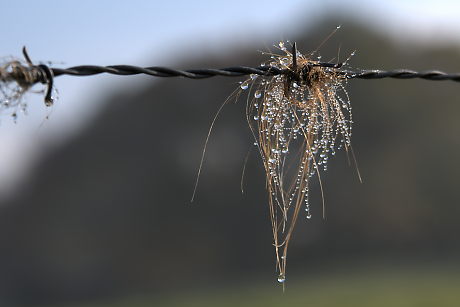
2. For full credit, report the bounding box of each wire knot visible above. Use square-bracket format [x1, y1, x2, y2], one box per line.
[0, 47, 54, 106]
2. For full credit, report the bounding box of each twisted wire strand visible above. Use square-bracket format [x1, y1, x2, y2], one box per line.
[50, 65, 460, 82]
[3, 48, 460, 105]
[343, 69, 460, 82]
[51, 65, 280, 79]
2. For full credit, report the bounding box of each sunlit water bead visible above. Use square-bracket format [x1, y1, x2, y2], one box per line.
[1, 98, 9, 107]
[279, 57, 290, 66]
[254, 90, 262, 99]
[302, 188, 312, 219]
[305, 203, 312, 219]
[348, 50, 356, 61]
[240, 81, 249, 90]
[19, 102, 28, 115]
[277, 275, 286, 283]
[278, 41, 287, 52]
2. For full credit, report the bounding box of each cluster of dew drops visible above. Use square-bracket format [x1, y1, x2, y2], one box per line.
[0, 86, 30, 122]
[239, 42, 354, 256]
[0, 60, 29, 122]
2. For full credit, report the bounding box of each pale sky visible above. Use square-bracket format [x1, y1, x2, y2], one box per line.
[0, 0, 459, 196]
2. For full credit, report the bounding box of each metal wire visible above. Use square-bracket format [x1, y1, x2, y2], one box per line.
[343, 69, 460, 82]
[50, 65, 460, 82]
[51, 65, 280, 79]
[2, 46, 460, 105]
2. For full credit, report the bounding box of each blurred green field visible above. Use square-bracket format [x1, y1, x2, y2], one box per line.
[64, 264, 460, 307]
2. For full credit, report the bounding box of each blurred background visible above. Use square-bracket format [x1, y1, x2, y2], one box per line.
[0, 0, 460, 306]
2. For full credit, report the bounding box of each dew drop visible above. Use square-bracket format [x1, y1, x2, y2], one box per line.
[240, 82, 249, 90]
[280, 58, 289, 66]
[278, 41, 286, 51]
[306, 214, 312, 219]
[277, 275, 286, 283]
[336, 25, 342, 29]
[254, 90, 262, 98]
[253, 115, 259, 120]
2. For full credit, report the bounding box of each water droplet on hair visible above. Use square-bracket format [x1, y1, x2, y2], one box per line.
[254, 90, 262, 98]
[280, 58, 289, 66]
[240, 81, 249, 90]
[277, 275, 286, 283]
[278, 42, 286, 52]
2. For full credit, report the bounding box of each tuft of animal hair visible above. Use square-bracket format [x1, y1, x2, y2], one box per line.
[243, 41, 354, 284]
[0, 48, 55, 121]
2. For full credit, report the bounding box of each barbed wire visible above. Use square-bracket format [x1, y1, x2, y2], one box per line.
[343, 69, 460, 81]
[1, 47, 459, 105]
[51, 65, 460, 82]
